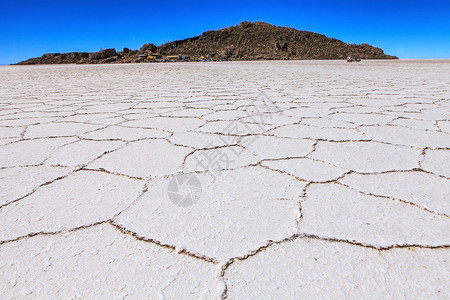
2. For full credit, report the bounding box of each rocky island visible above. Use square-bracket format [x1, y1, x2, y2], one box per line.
[16, 21, 397, 65]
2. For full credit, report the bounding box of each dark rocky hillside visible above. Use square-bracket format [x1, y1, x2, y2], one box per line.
[16, 21, 397, 65]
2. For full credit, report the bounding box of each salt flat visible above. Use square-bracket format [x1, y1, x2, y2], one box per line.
[0, 60, 449, 298]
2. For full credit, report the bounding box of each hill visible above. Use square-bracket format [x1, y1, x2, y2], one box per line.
[16, 21, 397, 64]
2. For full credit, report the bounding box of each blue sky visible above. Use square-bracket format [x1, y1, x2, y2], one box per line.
[0, 0, 449, 64]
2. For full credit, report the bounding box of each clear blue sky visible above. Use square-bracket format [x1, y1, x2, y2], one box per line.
[1, 0, 449, 64]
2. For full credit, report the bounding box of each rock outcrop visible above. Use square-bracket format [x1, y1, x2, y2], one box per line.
[15, 21, 397, 65]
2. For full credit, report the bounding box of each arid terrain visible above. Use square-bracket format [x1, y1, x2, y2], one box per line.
[16, 21, 397, 65]
[0, 60, 448, 298]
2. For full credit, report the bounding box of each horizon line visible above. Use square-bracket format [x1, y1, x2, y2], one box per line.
[2, 58, 450, 66]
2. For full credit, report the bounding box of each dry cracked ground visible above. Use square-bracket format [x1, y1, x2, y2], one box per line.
[0, 60, 449, 299]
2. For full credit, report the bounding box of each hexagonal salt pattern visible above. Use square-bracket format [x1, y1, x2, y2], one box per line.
[309, 141, 421, 173]
[339, 171, 450, 216]
[0, 165, 74, 206]
[0, 224, 221, 298]
[0, 170, 145, 242]
[0, 60, 449, 298]
[88, 139, 191, 179]
[225, 238, 450, 298]
[114, 167, 305, 262]
[421, 149, 450, 178]
[300, 183, 450, 246]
